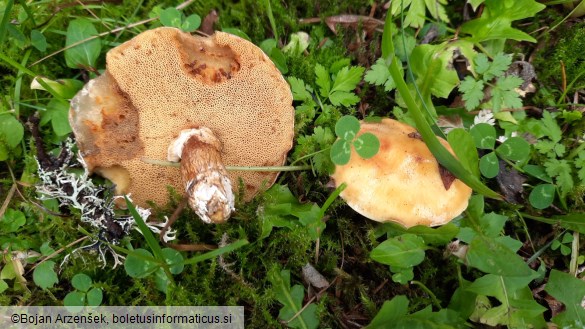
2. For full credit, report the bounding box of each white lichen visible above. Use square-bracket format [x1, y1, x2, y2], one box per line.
[36, 138, 176, 268]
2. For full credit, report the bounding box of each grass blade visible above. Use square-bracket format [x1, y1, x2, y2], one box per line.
[124, 196, 173, 280]
[381, 11, 502, 200]
[182, 239, 249, 265]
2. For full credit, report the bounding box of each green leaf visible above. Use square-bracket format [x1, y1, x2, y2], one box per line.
[0, 280, 8, 294]
[0, 208, 26, 233]
[315, 63, 330, 98]
[575, 154, 585, 185]
[269, 48, 288, 74]
[365, 58, 391, 86]
[124, 249, 158, 278]
[329, 91, 360, 106]
[393, 0, 425, 28]
[460, 0, 545, 44]
[468, 0, 485, 11]
[368, 295, 409, 328]
[31, 77, 84, 99]
[270, 269, 318, 329]
[546, 270, 585, 326]
[64, 291, 85, 307]
[466, 236, 534, 277]
[288, 77, 313, 102]
[483, 53, 512, 81]
[159, 7, 182, 28]
[410, 43, 460, 99]
[221, 27, 251, 41]
[41, 99, 72, 136]
[335, 116, 360, 140]
[353, 133, 380, 159]
[496, 136, 530, 161]
[64, 18, 101, 69]
[0, 115, 24, 148]
[33, 261, 58, 289]
[459, 77, 484, 110]
[330, 66, 364, 94]
[544, 159, 574, 197]
[406, 224, 459, 246]
[447, 128, 480, 177]
[523, 164, 552, 183]
[479, 152, 499, 178]
[162, 248, 184, 275]
[30, 29, 47, 52]
[71, 273, 92, 292]
[491, 76, 523, 112]
[470, 123, 496, 149]
[86, 287, 103, 306]
[393, 31, 416, 62]
[330, 139, 351, 166]
[541, 110, 563, 142]
[370, 234, 426, 269]
[529, 184, 555, 209]
[466, 273, 545, 327]
[181, 14, 201, 32]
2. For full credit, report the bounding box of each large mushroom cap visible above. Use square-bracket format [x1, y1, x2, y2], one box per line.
[70, 27, 294, 207]
[331, 118, 472, 227]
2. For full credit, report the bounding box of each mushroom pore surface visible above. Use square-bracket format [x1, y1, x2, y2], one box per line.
[331, 119, 472, 227]
[69, 27, 294, 208]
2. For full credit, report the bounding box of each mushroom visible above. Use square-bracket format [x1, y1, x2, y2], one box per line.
[69, 27, 294, 223]
[331, 118, 472, 227]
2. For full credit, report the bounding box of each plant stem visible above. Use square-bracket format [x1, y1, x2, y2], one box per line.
[141, 157, 310, 171]
[567, 141, 585, 160]
[570, 231, 580, 276]
[289, 147, 330, 166]
[410, 280, 442, 309]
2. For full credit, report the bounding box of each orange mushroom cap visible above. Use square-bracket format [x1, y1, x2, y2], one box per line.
[331, 118, 472, 227]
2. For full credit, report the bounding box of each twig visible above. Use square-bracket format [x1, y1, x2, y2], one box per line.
[161, 198, 217, 251]
[285, 277, 337, 324]
[26, 236, 90, 275]
[0, 183, 17, 218]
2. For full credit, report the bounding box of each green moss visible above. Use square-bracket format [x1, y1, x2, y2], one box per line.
[533, 22, 585, 97]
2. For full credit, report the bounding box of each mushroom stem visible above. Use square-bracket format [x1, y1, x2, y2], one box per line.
[168, 128, 234, 224]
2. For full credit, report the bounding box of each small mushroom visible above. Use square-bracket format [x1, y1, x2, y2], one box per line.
[331, 118, 472, 227]
[69, 27, 294, 223]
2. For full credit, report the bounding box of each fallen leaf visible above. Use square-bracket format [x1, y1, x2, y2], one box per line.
[302, 263, 329, 289]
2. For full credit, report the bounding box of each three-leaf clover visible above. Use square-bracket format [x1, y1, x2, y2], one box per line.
[159, 8, 201, 33]
[330, 116, 380, 165]
[63, 273, 103, 308]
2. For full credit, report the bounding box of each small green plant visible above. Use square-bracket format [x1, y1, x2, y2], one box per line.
[459, 53, 523, 112]
[63, 273, 103, 307]
[64, 18, 101, 70]
[269, 268, 318, 329]
[551, 232, 574, 256]
[370, 224, 458, 284]
[258, 183, 345, 241]
[124, 247, 184, 293]
[159, 7, 201, 33]
[32, 243, 59, 290]
[330, 116, 380, 166]
[469, 122, 531, 178]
